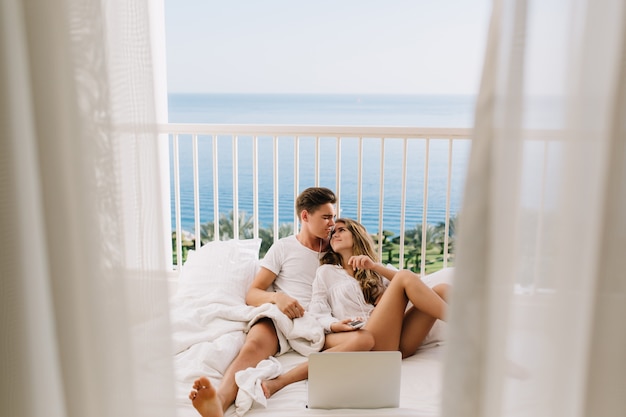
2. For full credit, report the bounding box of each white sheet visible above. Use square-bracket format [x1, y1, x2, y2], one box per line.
[175, 345, 446, 417]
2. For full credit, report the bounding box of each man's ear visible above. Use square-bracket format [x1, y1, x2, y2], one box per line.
[300, 209, 309, 223]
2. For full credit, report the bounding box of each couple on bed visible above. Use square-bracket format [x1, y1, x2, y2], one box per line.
[189, 187, 450, 417]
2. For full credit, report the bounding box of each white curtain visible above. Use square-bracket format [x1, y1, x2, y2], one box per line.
[443, 0, 626, 416]
[1, 1, 175, 417]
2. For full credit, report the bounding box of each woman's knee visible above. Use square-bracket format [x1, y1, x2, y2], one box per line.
[396, 269, 418, 282]
[355, 330, 375, 351]
[391, 270, 421, 290]
[432, 283, 451, 301]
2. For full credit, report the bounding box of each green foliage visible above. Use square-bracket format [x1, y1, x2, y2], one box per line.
[172, 210, 294, 263]
[172, 212, 458, 274]
[258, 223, 294, 258]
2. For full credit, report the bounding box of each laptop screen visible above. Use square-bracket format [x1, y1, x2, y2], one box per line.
[307, 351, 401, 409]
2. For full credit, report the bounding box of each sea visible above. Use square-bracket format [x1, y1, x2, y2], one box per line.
[167, 93, 476, 236]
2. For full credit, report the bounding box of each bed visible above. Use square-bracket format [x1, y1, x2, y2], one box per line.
[170, 238, 453, 417]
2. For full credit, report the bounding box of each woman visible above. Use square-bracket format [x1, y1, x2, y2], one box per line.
[261, 218, 450, 398]
[311, 218, 449, 354]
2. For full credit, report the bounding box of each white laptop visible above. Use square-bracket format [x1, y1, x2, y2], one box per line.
[307, 351, 402, 409]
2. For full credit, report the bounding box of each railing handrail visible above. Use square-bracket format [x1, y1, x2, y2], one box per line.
[159, 123, 474, 138]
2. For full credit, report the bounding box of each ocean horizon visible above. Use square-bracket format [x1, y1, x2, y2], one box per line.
[167, 93, 475, 236]
[168, 93, 477, 127]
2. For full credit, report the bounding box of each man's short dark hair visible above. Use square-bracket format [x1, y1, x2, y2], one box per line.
[295, 187, 336, 217]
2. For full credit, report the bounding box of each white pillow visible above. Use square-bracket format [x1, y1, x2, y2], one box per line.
[176, 238, 261, 304]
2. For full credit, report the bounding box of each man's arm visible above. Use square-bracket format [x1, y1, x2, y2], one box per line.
[245, 267, 305, 319]
[245, 267, 279, 306]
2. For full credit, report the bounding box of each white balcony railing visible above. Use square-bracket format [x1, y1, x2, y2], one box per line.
[159, 124, 473, 276]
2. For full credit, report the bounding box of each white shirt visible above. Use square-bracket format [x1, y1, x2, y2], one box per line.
[310, 264, 455, 334]
[259, 235, 324, 309]
[308, 264, 379, 333]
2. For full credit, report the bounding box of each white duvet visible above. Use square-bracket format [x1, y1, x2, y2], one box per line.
[170, 287, 325, 416]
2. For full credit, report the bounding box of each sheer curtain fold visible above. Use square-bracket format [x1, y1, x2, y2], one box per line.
[442, 1, 626, 417]
[585, 19, 626, 413]
[1, 1, 174, 417]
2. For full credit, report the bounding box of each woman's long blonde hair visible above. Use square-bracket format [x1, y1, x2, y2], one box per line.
[320, 218, 386, 304]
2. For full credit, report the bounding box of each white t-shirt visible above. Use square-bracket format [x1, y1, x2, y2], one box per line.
[259, 235, 324, 309]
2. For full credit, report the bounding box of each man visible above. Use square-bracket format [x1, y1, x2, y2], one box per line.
[189, 187, 337, 417]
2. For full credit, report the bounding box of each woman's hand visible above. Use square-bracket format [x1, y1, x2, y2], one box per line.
[330, 318, 364, 333]
[347, 255, 376, 271]
[273, 292, 305, 319]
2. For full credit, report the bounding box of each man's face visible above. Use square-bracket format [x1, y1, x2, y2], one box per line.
[303, 202, 336, 239]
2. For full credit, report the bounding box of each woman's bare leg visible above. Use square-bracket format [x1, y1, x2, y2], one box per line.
[261, 330, 374, 398]
[189, 377, 224, 417]
[365, 270, 447, 351]
[397, 307, 437, 357]
[397, 282, 452, 356]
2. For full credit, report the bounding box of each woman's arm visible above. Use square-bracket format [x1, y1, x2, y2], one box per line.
[309, 269, 340, 333]
[347, 255, 398, 280]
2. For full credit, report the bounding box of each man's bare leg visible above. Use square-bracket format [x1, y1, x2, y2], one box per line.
[214, 318, 280, 412]
[189, 377, 223, 417]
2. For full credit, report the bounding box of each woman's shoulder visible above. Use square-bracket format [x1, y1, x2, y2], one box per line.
[317, 263, 342, 273]
[316, 263, 343, 278]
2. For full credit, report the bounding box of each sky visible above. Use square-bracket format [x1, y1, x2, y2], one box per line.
[164, 1, 492, 95]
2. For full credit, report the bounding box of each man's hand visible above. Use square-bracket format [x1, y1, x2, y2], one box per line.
[274, 292, 305, 319]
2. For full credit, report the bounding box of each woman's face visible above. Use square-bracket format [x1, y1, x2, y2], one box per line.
[330, 221, 354, 253]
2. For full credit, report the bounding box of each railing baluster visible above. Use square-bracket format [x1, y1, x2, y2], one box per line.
[273, 135, 279, 243]
[377, 138, 385, 261]
[212, 134, 219, 240]
[357, 137, 363, 223]
[233, 135, 239, 239]
[444, 139, 453, 268]
[192, 134, 200, 249]
[315, 135, 320, 187]
[294, 136, 300, 230]
[399, 138, 408, 269]
[253, 135, 259, 240]
[172, 133, 182, 269]
[420, 138, 431, 277]
[336, 137, 341, 218]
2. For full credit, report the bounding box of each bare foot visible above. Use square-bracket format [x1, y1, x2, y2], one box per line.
[189, 377, 224, 417]
[260, 378, 283, 399]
